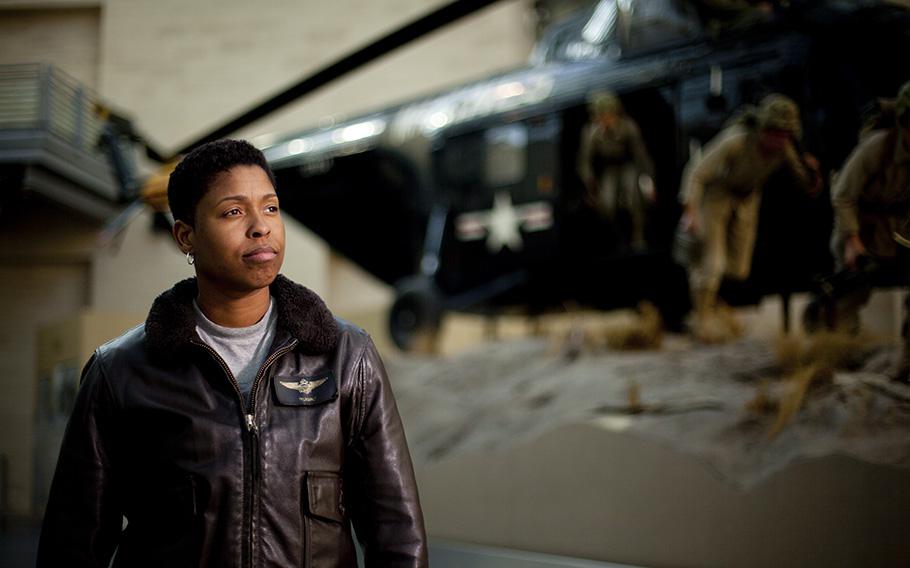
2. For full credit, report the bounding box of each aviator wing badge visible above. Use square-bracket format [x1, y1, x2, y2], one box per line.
[275, 373, 337, 405]
[280, 378, 327, 396]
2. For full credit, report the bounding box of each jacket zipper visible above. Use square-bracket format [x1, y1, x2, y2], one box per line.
[191, 338, 299, 568]
[243, 340, 298, 567]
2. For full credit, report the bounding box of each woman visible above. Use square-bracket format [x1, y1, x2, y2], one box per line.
[38, 139, 427, 567]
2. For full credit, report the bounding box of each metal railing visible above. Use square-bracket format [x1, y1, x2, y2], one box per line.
[0, 63, 107, 152]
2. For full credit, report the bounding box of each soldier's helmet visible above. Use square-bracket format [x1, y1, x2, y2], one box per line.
[758, 94, 801, 138]
[897, 80, 910, 124]
[588, 91, 623, 116]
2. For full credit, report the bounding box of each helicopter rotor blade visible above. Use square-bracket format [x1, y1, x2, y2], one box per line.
[172, 0, 502, 158]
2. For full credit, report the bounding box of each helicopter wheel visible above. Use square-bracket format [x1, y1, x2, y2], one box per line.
[389, 278, 443, 352]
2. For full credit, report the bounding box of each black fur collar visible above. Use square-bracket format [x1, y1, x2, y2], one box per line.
[145, 275, 338, 361]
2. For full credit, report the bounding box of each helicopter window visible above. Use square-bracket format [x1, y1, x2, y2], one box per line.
[622, 0, 701, 53]
[437, 131, 485, 197]
[583, 0, 618, 45]
[484, 124, 528, 188]
[538, 5, 612, 63]
[536, 0, 702, 62]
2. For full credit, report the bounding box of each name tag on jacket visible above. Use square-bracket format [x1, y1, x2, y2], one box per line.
[273, 371, 337, 406]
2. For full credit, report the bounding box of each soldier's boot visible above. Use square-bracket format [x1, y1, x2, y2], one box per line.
[691, 289, 727, 344]
[716, 300, 745, 338]
[835, 304, 862, 336]
[801, 297, 827, 335]
[889, 346, 910, 384]
[833, 289, 866, 336]
[890, 313, 910, 384]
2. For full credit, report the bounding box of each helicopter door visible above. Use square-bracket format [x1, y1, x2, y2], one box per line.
[436, 118, 559, 295]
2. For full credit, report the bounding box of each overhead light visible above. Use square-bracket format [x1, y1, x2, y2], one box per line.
[495, 81, 525, 99]
[429, 111, 450, 129]
[287, 138, 312, 155]
[336, 119, 386, 143]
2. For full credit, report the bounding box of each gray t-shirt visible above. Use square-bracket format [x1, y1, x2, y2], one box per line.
[193, 297, 278, 402]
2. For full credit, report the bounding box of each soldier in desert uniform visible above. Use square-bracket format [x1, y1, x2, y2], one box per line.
[578, 91, 657, 250]
[810, 81, 910, 382]
[679, 94, 820, 342]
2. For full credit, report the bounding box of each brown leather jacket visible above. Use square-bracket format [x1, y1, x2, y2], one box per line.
[38, 275, 427, 567]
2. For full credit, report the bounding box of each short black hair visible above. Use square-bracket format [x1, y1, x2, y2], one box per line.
[167, 139, 276, 226]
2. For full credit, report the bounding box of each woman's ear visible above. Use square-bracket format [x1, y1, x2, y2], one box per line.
[172, 220, 195, 254]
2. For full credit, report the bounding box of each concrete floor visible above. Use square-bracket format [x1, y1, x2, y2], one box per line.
[8, 294, 907, 568]
[0, 527, 640, 568]
[386, 328, 910, 567]
[0, 522, 39, 568]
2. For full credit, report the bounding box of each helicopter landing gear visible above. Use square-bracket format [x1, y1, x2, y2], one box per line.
[389, 277, 443, 352]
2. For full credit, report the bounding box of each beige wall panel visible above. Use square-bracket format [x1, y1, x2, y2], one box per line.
[239, 0, 536, 145]
[276, 214, 330, 300]
[327, 253, 392, 315]
[99, 0, 533, 153]
[326, 252, 394, 352]
[0, 205, 96, 516]
[0, 200, 97, 264]
[0, 263, 88, 516]
[90, 210, 190, 314]
[0, 1, 99, 8]
[0, 7, 100, 87]
[97, 0, 533, 333]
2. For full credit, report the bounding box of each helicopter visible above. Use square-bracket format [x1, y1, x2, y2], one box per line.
[95, 0, 910, 351]
[254, 0, 910, 349]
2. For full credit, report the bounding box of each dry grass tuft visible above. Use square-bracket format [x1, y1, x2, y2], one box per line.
[766, 364, 834, 439]
[763, 332, 871, 439]
[627, 381, 643, 414]
[803, 332, 869, 370]
[550, 324, 597, 360]
[550, 302, 664, 359]
[603, 302, 664, 351]
[774, 332, 869, 373]
[745, 380, 777, 415]
[774, 334, 804, 374]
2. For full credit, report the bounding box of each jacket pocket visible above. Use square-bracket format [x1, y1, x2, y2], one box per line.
[302, 471, 355, 568]
[305, 471, 345, 522]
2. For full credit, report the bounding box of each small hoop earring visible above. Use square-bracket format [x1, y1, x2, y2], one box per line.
[186, 251, 195, 265]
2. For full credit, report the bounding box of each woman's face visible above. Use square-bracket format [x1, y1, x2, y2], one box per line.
[179, 165, 286, 296]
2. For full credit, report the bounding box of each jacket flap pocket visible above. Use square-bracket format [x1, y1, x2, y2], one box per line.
[305, 471, 345, 523]
[274, 371, 337, 406]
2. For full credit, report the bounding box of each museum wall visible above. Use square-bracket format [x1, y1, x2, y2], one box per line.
[0, 0, 535, 517]
[95, 0, 535, 327]
[0, 6, 100, 88]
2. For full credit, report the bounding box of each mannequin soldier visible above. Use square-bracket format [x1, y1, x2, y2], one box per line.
[817, 81, 910, 382]
[679, 94, 820, 342]
[578, 90, 656, 250]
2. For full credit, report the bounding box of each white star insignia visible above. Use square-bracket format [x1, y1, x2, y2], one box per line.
[454, 192, 553, 253]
